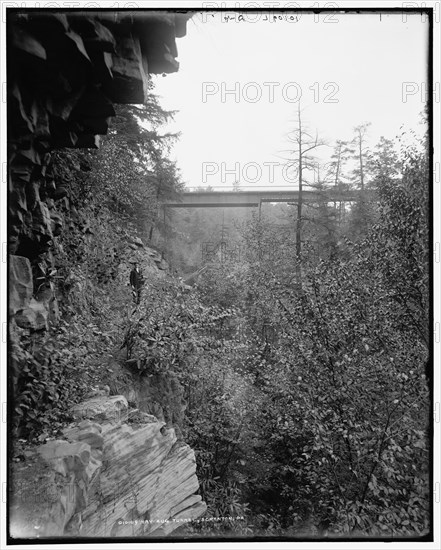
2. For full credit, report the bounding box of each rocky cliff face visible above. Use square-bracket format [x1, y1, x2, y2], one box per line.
[8, 10, 189, 296]
[8, 12, 205, 539]
[10, 395, 206, 538]
[9, 249, 206, 540]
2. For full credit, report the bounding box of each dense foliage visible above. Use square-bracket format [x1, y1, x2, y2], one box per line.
[170, 128, 430, 536]
[11, 84, 183, 440]
[11, 93, 430, 538]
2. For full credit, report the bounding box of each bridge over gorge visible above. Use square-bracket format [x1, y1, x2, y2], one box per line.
[159, 187, 365, 274]
[164, 188, 362, 209]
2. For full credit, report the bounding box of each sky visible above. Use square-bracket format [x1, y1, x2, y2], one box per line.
[151, 10, 429, 191]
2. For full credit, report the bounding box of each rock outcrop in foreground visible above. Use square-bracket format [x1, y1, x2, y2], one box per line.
[10, 395, 206, 538]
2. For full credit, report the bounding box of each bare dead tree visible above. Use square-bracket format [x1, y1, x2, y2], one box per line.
[280, 103, 326, 284]
[351, 123, 371, 190]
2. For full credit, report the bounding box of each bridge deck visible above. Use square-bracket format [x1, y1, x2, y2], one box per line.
[165, 189, 359, 208]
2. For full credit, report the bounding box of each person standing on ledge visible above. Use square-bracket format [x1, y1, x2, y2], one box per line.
[130, 262, 144, 305]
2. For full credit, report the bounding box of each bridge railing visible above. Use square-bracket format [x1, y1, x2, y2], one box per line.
[183, 185, 328, 193]
[182, 182, 358, 192]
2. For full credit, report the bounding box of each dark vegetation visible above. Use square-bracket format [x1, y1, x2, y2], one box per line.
[10, 87, 430, 537]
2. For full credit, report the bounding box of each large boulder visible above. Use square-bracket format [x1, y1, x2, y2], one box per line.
[9, 255, 33, 315]
[14, 298, 48, 331]
[10, 395, 206, 538]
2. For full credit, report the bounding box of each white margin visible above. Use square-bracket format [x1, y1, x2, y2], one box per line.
[0, 2, 439, 550]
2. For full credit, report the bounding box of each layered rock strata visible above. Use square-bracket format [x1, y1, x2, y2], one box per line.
[11, 395, 206, 538]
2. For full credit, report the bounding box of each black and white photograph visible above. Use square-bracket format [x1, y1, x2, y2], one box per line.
[1, 1, 439, 547]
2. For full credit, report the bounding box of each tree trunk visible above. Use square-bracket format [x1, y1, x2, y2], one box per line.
[296, 106, 303, 287]
[359, 133, 364, 190]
